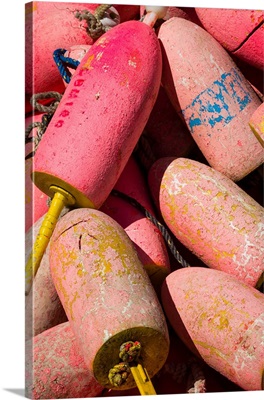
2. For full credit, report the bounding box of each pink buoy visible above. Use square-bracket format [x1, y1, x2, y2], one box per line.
[49, 208, 170, 390]
[25, 212, 68, 340]
[148, 157, 264, 287]
[158, 17, 264, 181]
[249, 102, 264, 147]
[32, 20, 162, 209]
[25, 321, 104, 399]
[100, 155, 170, 293]
[195, 8, 264, 70]
[161, 267, 264, 391]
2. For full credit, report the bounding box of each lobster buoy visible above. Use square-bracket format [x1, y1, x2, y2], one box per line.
[100, 155, 170, 293]
[195, 8, 264, 70]
[25, 212, 68, 340]
[25, 19, 162, 293]
[158, 17, 264, 181]
[148, 157, 264, 288]
[49, 208, 170, 391]
[161, 267, 264, 391]
[249, 101, 264, 147]
[25, 321, 104, 399]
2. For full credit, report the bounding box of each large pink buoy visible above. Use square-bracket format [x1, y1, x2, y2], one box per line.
[148, 157, 264, 287]
[158, 17, 264, 181]
[49, 208, 169, 390]
[195, 8, 264, 70]
[100, 155, 170, 293]
[25, 321, 104, 399]
[32, 20, 162, 209]
[161, 267, 264, 391]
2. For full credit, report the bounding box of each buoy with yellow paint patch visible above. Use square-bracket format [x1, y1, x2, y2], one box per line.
[158, 17, 264, 181]
[100, 155, 170, 294]
[25, 19, 162, 294]
[161, 267, 264, 391]
[148, 157, 264, 288]
[249, 101, 264, 147]
[25, 212, 68, 341]
[49, 208, 170, 393]
[25, 321, 104, 399]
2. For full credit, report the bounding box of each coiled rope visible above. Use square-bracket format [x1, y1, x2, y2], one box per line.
[53, 49, 80, 84]
[75, 4, 114, 40]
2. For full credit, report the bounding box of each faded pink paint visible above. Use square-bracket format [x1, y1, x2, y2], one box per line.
[33, 20, 162, 208]
[100, 155, 170, 292]
[25, 213, 68, 340]
[149, 157, 264, 287]
[25, 321, 104, 399]
[195, 8, 264, 69]
[25, 2, 96, 96]
[158, 17, 263, 181]
[161, 267, 264, 391]
[49, 208, 169, 389]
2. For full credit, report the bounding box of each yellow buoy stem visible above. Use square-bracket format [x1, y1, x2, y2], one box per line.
[130, 364, 157, 395]
[25, 187, 75, 295]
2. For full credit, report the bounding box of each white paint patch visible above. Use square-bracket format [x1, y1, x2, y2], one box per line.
[128, 59, 137, 68]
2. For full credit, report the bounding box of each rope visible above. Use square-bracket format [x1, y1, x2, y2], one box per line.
[75, 4, 113, 40]
[108, 362, 130, 387]
[108, 340, 142, 387]
[53, 48, 80, 84]
[30, 92, 63, 114]
[134, 132, 157, 172]
[119, 341, 141, 363]
[26, 92, 62, 159]
[111, 189, 190, 268]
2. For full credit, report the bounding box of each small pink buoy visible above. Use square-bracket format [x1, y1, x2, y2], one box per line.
[100, 155, 170, 293]
[25, 321, 104, 399]
[161, 267, 264, 391]
[158, 17, 264, 181]
[25, 213, 68, 340]
[148, 157, 264, 287]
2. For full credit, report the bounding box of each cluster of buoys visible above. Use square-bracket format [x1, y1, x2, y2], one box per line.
[25, 3, 263, 398]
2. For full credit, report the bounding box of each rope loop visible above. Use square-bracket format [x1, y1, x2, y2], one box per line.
[53, 48, 80, 84]
[108, 362, 130, 387]
[75, 4, 115, 40]
[30, 91, 63, 114]
[119, 341, 141, 363]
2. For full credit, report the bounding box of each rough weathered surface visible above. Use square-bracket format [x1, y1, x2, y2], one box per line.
[49, 208, 169, 389]
[161, 267, 264, 391]
[25, 321, 104, 399]
[195, 8, 264, 70]
[33, 20, 162, 209]
[148, 157, 264, 287]
[158, 17, 263, 181]
[25, 213, 68, 341]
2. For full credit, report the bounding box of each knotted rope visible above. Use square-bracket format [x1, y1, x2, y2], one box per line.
[25, 92, 62, 159]
[108, 341, 142, 387]
[75, 4, 114, 40]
